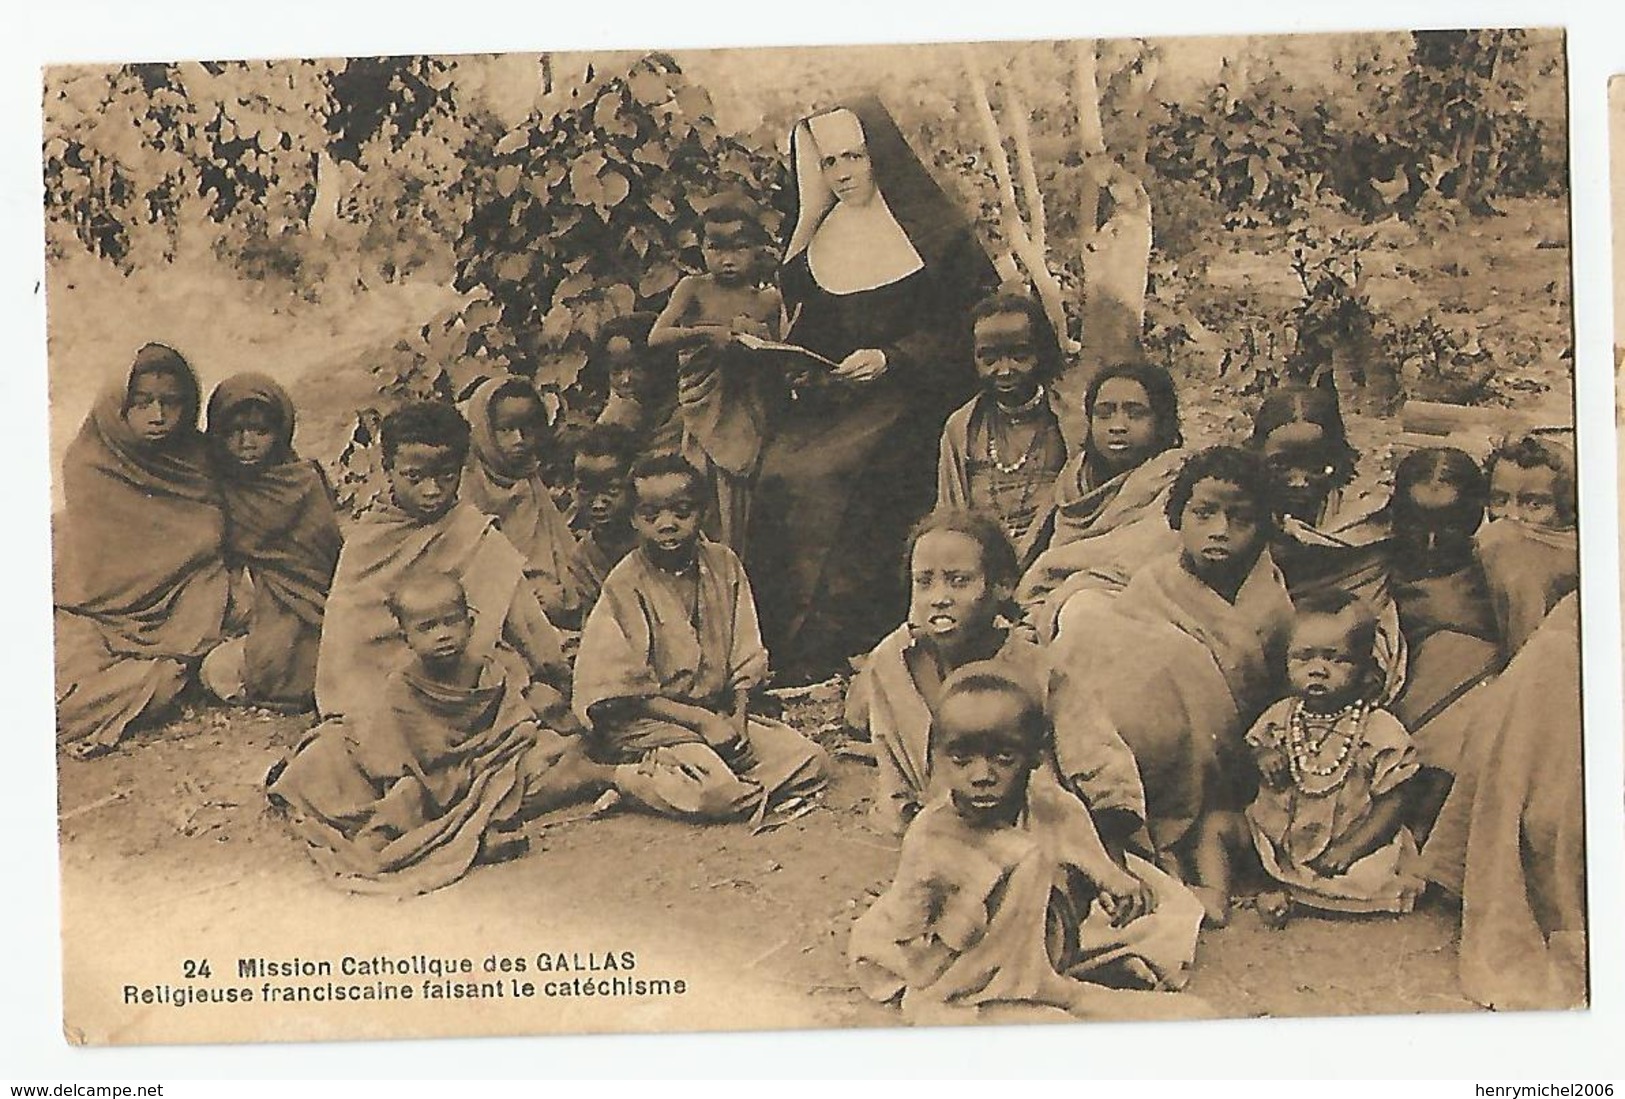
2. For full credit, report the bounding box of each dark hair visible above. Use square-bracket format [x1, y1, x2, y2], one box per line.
[968, 283, 1065, 387]
[1393, 446, 1488, 535]
[1166, 446, 1277, 532]
[1083, 361, 1183, 458]
[573, 422, 640, 474]
[488, 377, 544, 410]
[1486, 433, 1577, 526]
[933, 665, 1047, 754]
[629, 451, 707, 503]
[1291, 588, 1379, 669]
[1247, 384, 1359, 488]
[380, 401, 472, 467]
[384, 569, 468, 627]
[905, 509, 1022, 618]
[700, 196, 767, 241]
[595, 312, 655, 357]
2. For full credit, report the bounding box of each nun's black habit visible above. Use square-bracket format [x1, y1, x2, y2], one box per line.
[747, 98, 997, 679]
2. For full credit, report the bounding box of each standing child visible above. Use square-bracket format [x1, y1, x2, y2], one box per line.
[935, 285, 1070, 567]
[200, 373, 343, 711]
[1053, 446, 1295, 926]
[566, 422, 641, 611]
[462, 375, 590, 631]
[849, 664, 1207, 1024]
[314, 402, 568, 720]
[270, 571, 612, 895]
[1245, 591, 1423, 927]
[650, 197, 784, 550]
[572, 453, 828, 821]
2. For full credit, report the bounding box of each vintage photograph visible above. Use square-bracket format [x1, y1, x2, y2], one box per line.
[43, 28, 1585, 1045]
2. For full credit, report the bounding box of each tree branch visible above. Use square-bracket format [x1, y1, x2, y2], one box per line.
[963, 45, 1078, 353]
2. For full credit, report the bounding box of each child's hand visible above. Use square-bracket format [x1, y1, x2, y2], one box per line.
[731, 316, 772, 340]
[1255, 747, 1291, 789]
[1309, 845, 1357, 877]
[833, 348, 887, 383]
[699, 713, 755, 772]
[1096, 867, 1156, 928]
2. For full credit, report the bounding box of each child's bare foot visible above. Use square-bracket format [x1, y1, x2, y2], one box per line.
[1192, 885, 1231, 928]
[1257, 890, 1292, 930]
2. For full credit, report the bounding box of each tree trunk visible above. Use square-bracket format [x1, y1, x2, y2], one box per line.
[1074, 40, 1152, 383]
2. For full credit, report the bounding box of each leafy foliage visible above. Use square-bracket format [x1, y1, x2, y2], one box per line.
[444, 53, 788, 399]
[1144, 31, 1563, 236]
[1147, 81, 1316, 229]
[43, 58, 465, 287]
[1214, 225, 1495, 410]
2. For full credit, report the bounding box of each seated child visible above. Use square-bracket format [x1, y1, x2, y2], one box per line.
[1051, 446, 1295, 927]
[199, 373, 344, 711]
[850, 509, 1145, 863]
[572, 453, 828, 821]
[54, 343, 229, 758]
[1251, 384, 1406, 703]
[1016, 360, 1187, 641]
[849, 664, 1207, 1025]
[935, 285, 1070, 567]
[1478, 432, 1578, 656]
[650, 197, 784, 550]
[1245, 591, 1424, 928]
[566, 422, 641, 609]
[1387, 448, 1500, 738]
[594, 313, 681, 453]
[269, 571, 612, 895]
[462, 375, 590, 630]
[314, 401, 568, 720]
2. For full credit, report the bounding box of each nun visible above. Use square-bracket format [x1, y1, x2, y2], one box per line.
[746, 97, 998, 683]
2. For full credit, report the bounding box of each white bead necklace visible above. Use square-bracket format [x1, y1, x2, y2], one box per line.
[1284, 697, 1367, 797]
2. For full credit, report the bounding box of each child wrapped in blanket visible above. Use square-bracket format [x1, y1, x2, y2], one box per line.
[1478, 432, 1578, 655]
[313, 401, 570, 722]
[850, 663, 1209, 1025]
[1245, 590, 1424, 928]
[268, 570, 613, 895]
[200, 373, 343, 711]
[1052, 446, 1296, 926]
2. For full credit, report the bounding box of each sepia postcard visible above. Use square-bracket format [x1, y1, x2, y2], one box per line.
[43, 27, 1588, 1047]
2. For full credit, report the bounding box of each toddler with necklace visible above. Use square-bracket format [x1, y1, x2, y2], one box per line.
[936, 285, 1070, 568]
[1245, 589, 1423, 927]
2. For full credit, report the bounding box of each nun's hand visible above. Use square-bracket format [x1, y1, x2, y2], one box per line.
[834, 348, 887, 383]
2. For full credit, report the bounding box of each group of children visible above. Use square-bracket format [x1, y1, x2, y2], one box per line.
[54, 255, 1580, 1019]
[841, 278, 1577, 1016]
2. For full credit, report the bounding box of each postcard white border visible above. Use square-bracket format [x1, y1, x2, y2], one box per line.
[5, 0, 1623, 1079]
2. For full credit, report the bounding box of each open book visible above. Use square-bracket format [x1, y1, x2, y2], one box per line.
[733, 332, 841, 372]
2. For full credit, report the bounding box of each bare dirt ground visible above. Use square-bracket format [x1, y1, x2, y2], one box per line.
[46, 198, 1575, 1040]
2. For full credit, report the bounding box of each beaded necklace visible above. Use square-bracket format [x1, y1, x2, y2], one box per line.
[1283, 697, 1367, 797]
[982, 391, 1054, 541]
[986, 387, 1047, 474]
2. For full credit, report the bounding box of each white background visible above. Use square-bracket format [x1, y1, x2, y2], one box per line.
[3, 0, 1622, 1080]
